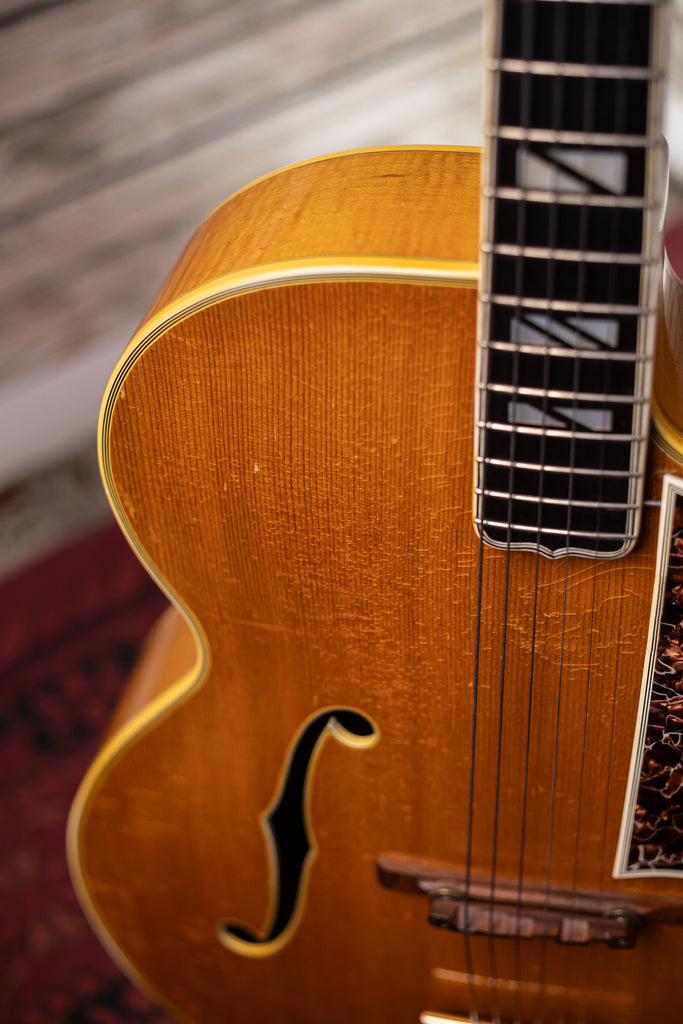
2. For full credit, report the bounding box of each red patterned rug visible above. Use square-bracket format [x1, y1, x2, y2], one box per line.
[0, 523, 174, 1023]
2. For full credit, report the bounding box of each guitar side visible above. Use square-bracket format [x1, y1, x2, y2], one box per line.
[68, 146, 683, 1024]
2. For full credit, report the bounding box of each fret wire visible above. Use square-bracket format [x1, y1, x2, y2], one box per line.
[480, 294, 655, 315]
[487, 58, 663, 81]
[479, 422, 647, 443]
[474, 519, 639, 542]
[483, 243, 656, 265]
[482, 343, 648, 363]
[480, 383, 649, 404]
[484, 187, 656, 209]
[476, 489, 640, 512]
[489, 127, 654, 146]
[476, 456, 641, 479]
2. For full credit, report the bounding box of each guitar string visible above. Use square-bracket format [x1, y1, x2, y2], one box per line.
[532, 0, 576, 1015]
[485, 514, 514, 1024]
[462, 7, 513, 1018]
[507, 0, 561, 1011]
[462, 16, 493, 1013]
[540, 0, 631, 1013]
[462, 1, 512, 1016]
[594, 1, 639, 893]
[467, 3, 523, 1020]
[479, 3, 661, 1020]
[519, 1, 571, 1018]
[556, 2, 604, 1008]
[482, 3, 554, 1019]
[595, 0, 662, 900]
[540, 4, 664, 1014]
[534, 2, 643, 1014]
[506, 2, 600, 1015]
[473, 0, 631, 1016]
[574, 0, 663, 967]
[506, 1, 541, 1020]
[483, 2, 533, 1015]
[480, 1, 574, 1016]
[484, 1, 577, 1015]
[512, 529, 543, 1024]
[464, 482, 487, 1024]
[569, 0, 633, 930]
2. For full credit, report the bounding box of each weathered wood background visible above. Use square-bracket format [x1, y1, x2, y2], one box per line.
[0, 0, 681, 492]
[0, 0, 482, 489]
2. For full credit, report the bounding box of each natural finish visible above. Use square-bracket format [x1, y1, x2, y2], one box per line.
[68, 145, 683, 1023]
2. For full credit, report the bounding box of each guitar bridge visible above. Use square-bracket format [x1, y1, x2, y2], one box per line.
[377, 853, 683, 949]
[420, 1016, 491, 1024]
[426, 886, 638, 949]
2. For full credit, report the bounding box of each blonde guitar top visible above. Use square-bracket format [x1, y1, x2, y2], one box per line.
[67, 140, 683, 1023]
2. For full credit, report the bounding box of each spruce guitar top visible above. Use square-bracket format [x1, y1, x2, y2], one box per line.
[68, 1, 683, 1021]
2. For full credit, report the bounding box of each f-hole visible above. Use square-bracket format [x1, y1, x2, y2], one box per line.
[218, 706, 379, 958]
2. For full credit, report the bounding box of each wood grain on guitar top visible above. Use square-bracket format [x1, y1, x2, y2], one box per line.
[69, 147, 683, 1024]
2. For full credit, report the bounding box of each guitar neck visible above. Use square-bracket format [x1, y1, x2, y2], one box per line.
[475, 0, 670, 559]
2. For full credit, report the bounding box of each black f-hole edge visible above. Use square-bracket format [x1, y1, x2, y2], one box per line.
[217, 706, 379, 959]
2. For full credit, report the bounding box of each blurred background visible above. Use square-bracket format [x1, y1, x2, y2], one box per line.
[2, 0, 681, 578]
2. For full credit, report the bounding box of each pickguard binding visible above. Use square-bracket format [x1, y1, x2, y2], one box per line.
[218, 707, 379, 958]
[616, 474, 683, 876]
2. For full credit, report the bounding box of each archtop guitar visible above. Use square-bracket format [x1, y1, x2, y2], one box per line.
[68, 1, 683, 1021]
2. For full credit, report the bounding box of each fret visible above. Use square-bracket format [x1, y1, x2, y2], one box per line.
[483, 243, 652, 264]
[482, 295, 654, 316]
[484, 344, 647, 364]
[476, 456, 642, 480]
[476, 489, 640, 512]
[480, 384, 648, 405]
[484, 187, 658, 209]
[478, 423, 646, 443]
[479, 425, 643, 456]
[474, 520, 639, 544]
[481, 455, 638, 479]
[490, 128, 652, 147]
[488, 58, 662, 81]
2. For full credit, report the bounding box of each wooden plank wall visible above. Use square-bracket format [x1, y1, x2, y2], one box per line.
[0, 0, 481, 383]
[0, 0, 680, 487]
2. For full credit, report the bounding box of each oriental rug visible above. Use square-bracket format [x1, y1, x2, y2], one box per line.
[0, 523, 173, 1023]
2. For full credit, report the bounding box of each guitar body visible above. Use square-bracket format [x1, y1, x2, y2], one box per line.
[69, 147, 683, 1023]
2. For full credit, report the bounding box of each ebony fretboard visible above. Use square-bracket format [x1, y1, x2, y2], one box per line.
[476, 0, 669, 558]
